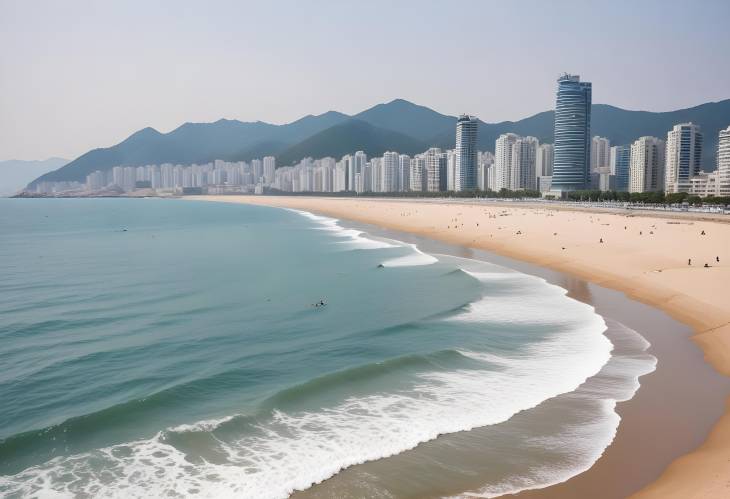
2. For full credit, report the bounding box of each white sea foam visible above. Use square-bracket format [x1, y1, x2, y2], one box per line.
[0, 258, 622, 499]
[381, 243, 439, 267]
[287, 208, 441, 264]
[455, 321, 657, 498]
[169, 414, 236, 433]
[286, 208, 395, 249]
[457, 269, 596, 326]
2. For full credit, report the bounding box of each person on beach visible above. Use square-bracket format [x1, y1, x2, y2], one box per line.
[688, 259, 692, 266]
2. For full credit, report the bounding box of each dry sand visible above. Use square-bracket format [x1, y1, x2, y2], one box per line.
[195, 195, 730, 498]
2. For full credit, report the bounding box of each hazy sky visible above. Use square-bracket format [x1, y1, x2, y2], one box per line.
[1, 0, 729, 161]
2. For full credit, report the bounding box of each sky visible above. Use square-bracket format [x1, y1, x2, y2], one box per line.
[1, 0, 729, 161]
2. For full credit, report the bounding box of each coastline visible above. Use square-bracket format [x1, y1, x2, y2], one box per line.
[192, 195, 730, 498]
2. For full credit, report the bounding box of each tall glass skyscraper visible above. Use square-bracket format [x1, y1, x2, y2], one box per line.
[552, 74, 592, 192]
[455, 115, 479, 191]
[665, 123, 703, 193]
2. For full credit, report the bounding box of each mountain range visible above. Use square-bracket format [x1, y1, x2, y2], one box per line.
[29, 98, 730, 188]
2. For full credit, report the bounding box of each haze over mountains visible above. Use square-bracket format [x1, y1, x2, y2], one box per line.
[1, 158, 68, 196]
[30, 98, 730, 188]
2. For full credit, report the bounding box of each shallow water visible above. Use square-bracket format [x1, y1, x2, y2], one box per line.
[0, 198, 655, 498]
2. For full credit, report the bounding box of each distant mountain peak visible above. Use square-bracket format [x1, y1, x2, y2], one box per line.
[129, 127, 162, 138]
[385, 98, 425, 106]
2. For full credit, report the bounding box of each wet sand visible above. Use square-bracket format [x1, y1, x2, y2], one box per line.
[193, 195, 730, 498]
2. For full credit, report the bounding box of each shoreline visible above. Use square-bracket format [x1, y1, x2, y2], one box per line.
[193, 195, 730, 498]
[283, 215, 726, 498]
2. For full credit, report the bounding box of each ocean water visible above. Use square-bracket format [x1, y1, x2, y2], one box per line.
[0, 198, 656, 498]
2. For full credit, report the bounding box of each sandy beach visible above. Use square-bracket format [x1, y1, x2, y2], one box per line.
[195, 195, 730, 498]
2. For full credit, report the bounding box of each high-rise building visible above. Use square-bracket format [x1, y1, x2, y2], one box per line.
[446, 150, 457, 191]
[495, 133, 519, 190]
[455, 115, 478, 191]
[410, 155, 426, 192]
[610, 145, 631, 192]
[665, 122, 703, 193]
[370, 157, 382, 192]
[535, 143, 554, 194]
[424, 148, 446, 192]
[122, 166, 137, 191]
[342, 154, 355, 191]
[510, 136, 539, 190]
[251, 159, 263, 182]
[629, 136, 665, 193]
[486, 163, 497, 191]
[478, 151, 495, 191]
[552, 74, 592, 192]
[355, 150, 367, 188]
[382, 152, 399, 192]
[85, 170, 106, 191]
[334, 161, 347, 192]
[263, 156, 276, 184]
[160, 164, 174, 189]
[719, 126, 730, 197]
[398, 154, 411, 192]
[150, 166, 161, 189]
[591, 136, 611, 172]
[535, 144, 554, 177]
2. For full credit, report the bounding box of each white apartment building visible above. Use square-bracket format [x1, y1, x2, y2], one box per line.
[718, 126, 730, 197]
[382, 152, 399, 193]
[410, 155, 426, 192]
[446, 149, 457, 191]
[495, 133, 519, 190]
[629, 136, 665, 193]
[251, 159, 263, 182]
[263, 156, 276, 183]
[424, 148, 445, 192]
[334, 161, 347, 192]
[477, 151, 495, 191]
[591, 136, 611, 172]
[510, 136, 539, 190]
[398, 154, 411, 192]
[689, 171, 720, 197]
[535, 143, 554, 177]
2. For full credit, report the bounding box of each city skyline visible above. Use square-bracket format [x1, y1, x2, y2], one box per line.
[33, 102, 728, 199]
[24, 72, 728, 198]
[2, 0, 730, 161]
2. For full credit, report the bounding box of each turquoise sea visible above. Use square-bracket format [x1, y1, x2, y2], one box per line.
[0, 198, 656, 498]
